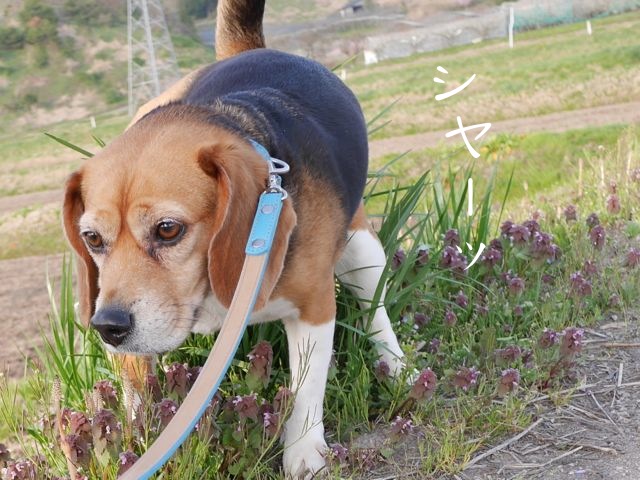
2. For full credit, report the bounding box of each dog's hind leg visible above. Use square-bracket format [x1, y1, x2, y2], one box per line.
[335, 203, 405, 375]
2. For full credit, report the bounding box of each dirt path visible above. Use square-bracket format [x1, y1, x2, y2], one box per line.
[369, 100, 640, 158]
[0, 254, 63, 378]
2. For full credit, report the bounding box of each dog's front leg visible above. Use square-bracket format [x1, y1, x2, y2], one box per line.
[282, 316, 334, 479]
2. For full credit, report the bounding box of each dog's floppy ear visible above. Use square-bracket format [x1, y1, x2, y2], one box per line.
[198, 142, 296, 310]
[62, 170, 99, 326]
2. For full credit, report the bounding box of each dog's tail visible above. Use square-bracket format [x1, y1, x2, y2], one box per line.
[215, 0, 266, 61]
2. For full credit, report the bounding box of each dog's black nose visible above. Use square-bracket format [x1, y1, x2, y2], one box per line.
[91, 308, 132, 347]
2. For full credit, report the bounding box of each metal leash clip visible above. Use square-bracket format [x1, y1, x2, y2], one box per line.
[266, 157, 289, 199]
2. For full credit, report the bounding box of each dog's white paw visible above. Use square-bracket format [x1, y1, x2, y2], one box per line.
[283, 434, 328, 479]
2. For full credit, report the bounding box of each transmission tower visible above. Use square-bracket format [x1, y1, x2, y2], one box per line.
[127, 0, 180, 116]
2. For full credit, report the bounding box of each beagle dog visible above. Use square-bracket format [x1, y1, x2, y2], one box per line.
[62, 0, 405, 477]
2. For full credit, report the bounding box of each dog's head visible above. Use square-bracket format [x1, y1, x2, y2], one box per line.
[62, 109, 296, 354]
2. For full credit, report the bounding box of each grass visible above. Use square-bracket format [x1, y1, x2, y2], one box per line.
[1, 136, 639, 477]
[346, 10, 640, 140]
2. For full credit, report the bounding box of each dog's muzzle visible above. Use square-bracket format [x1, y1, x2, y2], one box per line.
[91, 307, 133, 347]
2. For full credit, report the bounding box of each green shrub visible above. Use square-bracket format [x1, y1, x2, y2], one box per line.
[0, 27, 26, 50]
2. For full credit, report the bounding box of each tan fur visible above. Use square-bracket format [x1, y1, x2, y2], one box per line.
[215, 0, 265, 61]
[113, 353, 153, 392]
[272, 173, 347, 325]
[349, 201, 376, 234]
[127, 67, 206, 129]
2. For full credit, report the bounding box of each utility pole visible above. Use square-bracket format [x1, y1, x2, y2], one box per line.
[127, 0, 179, 116]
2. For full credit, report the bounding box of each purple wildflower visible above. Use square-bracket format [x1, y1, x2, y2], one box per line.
[247, 341, 273, 388]
[523, 219, 540, 235]
[609, 293, 621, 307]
[564, 205, 577, 222]
[232, 394, 259, 421]
[570, 272, 592, 297]
[513, 305, 523, 317]
[413, 312, 430, 329]
[166, 363, 190, 398]
[392, 249, 406, 270]
[495, 345, 522, 363]
[631, 168, 640, 182]
[498, 369, 520, 396]
[415, 246, 430, 266]
[427, 338, 441, 354]
[560, 327, 584, 358]
[625, 248, 640, 268]
[374, 360, 391, 381]
[440, 246, 468, 273]
[606, 194, 621, 214]
[500, 220, 514, 237]
[61, 434, 90, 468]
[409, 368, 437, 401]
[583, 260, 598, 277]
[444, 229, 460, 247]
[93, 380, 118, 409]
[452, 366, 479, 391]
[118, 450, 139, 475]
[538, 328, 558, 349]
[0, 443, 10, 464]
[145, 374, 162, 402]
[326, 443, 349, 465]
[455, 290, 469, 308]
[155, 399, 178, 427]
[481, 247, 502, 268]
[274, 387, 293, 413]
[444, 309, 457, 327]
[390, 416, 414, 438]
[586, 213, 600, 230]
[2, 460, 36, 480]
[507, 276, 525, 296]
[263, 411, 280, 438]
[508, 224, 530, 245]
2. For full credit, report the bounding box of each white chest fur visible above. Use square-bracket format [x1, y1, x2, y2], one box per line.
[191, 293, 299, 334]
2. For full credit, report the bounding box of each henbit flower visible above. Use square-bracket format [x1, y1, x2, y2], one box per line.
[145, 374, 162, 402]
[155, 399, 179, 427]
[118, 450, 139, 475]
[326, 443, 348, 464]
[489, 238, 503, 251]
[583, 260, 598, 277]
[67, 410, 92, 444]
[609, 293, 621, 308]
[263, 411, 280, 438]
[454, 291, 469, 308]
[530, 231, 556, 261]
[93, 380, 118, 409]
[500, 220, 514, 237]
[538, 328, 558, 349]
[523, 219, 540, 235]
[392, 249, 406, 270]
[608, 181, 618, 194]
[606, 194, 621, 214]
[390, 416, 414, 438]
[440, 246, 468, 273]
[413, 312, 430, 329]
[495, 345, 522, 363]
[1, 460, 37, 480]
[444, 229, 460, 247]
[625, 248, 640, 268]
[560, 327, 585, 358]
[274, 387, 293, 413]
[374, 359, 391, 381]
[541, 274, 555, 285]
[512, 305, 524, 317]
[563, 205, 577, 222]
[444, 309, 457, 327]
[91, 409, 122, 443]
[247, 340, 273, 388]
[481, 247, 502, 268]
[427, 338, 441, 354]
[232, 394, 259, 421]
[507, 276, 525, 296]
[409, 368, 437, 401]
[507, 224, 530, 245]
[166, 363, 190, 398]
[475, 302, 489, 317]
[586, 213, 600, 230]
[0, 443, 10, 464]
[452, 366, 480, 391]
[498, 369, 520, 396]
[630, 168, 640, 183]
[415, 246, 430, 266]
[61, 434, 90, 468]
[570, 272, 592, 297]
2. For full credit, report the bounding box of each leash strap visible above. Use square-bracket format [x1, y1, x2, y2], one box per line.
[119, 191, 285, 479]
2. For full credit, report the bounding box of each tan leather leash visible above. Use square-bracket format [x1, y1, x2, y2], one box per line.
[119, 142, 288, 479]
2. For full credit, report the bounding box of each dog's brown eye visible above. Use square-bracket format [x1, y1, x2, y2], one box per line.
[156, 220, 184, 243]
[82, 231, 104, 250]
